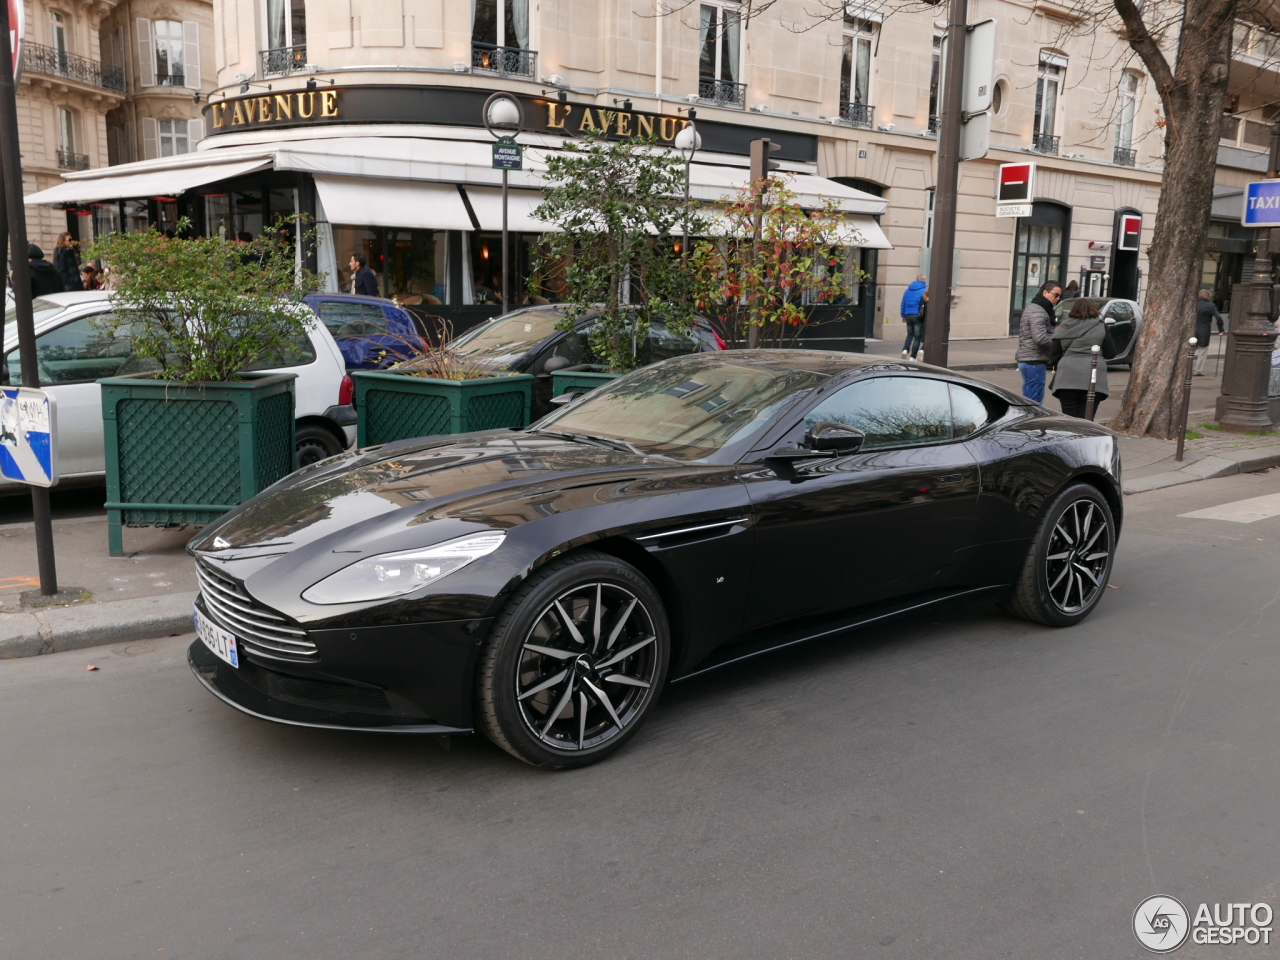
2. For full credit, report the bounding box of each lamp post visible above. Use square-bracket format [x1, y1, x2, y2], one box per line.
[483, 92, 525, 313]
[673, 115, 700, 264]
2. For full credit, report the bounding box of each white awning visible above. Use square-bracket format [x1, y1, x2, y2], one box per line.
[461, 186, 558, 232]
[313, 175, 473, 231]
[838, 215, 893, 249]
[23, 158, 272, 205]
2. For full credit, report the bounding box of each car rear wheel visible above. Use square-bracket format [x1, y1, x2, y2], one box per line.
[295, 424, 344, 469]
[476, 551, 669, 768]
[1004, 482, 1116, 628]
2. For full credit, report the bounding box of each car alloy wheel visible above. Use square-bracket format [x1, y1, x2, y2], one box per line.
[515, 582, 660, 752]
[1044, 499, 1111, 615]
[476, 551, 669, 768]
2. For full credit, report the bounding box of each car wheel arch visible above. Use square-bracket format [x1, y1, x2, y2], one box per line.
[295, 416, 347, 449]
[1056, 468, 1123, 533]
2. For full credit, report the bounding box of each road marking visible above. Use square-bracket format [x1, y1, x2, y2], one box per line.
[1179, 491, 1280, 524]
[0, 576, 40, 590]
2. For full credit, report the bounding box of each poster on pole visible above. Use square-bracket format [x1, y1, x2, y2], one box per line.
[996, 161, 1035, 217]
[0, 387, 58, 487]
[7, 0, 23, 82]
[962, 20, 997, 115]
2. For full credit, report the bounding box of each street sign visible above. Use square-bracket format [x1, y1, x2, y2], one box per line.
[492, 136, 523, 170]
[7, 0, 21, 81]
[1242, 180, 1280, 227]
[996, 161, 1035, 217]
[0, 387, 58, 487]
[959, 110, 989, 161]
[1117, 214, 1142, 251]
[962, 19, 996, 115]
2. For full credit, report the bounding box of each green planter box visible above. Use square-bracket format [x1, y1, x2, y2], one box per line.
[100, 373, 297, 556]
[353, 371, 534, 447]
[552, 371, 621, 398]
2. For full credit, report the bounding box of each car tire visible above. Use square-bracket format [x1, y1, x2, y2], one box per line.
[475, 550, 670, 769]
[1004, 482, 1116, 628]
[295, 424, 344, 469]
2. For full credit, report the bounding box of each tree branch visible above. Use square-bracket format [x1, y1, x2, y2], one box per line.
[1113, 0, 1176, 97]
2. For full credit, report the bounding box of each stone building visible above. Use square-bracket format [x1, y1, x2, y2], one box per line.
[23, 0, 1279, 338]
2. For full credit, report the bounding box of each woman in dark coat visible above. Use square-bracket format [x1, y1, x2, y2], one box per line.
[53, 232, 82, 291]
[1050, 298, 1117, 420]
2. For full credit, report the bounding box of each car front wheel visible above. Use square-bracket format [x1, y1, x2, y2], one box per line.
[476, 551, 670, 768]
[1005, 482, 1116, 627]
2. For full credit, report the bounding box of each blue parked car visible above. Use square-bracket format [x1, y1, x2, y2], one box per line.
[304, 294, 426, 370]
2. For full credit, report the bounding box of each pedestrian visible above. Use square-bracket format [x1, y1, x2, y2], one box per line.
[53, 232, 82, 290]
[349, 253, 379, 296]
[1015, 281, 1062, 402]
[1050, 298, 1117, 419]
[1193, 288, 1225, 376]
[900, 274, 928, 360]
[27, 244, 65, 297]
[1062, 279, 1080, 300]
[80, 264, 102, 290]
[234, 231, 258, 266]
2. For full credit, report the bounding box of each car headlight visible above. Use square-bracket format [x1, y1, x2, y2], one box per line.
[301, 532, 506, 605]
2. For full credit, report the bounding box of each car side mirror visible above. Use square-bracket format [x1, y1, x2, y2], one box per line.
[804, 421, 865, 453]
[543, 354, 572, 373]
[1104, 317, 1116, 325]
[549, 392, 582, 407]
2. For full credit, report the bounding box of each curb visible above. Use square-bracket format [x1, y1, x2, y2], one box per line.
[0, 592, 196, 659]
[1122, 446, 1280, 494]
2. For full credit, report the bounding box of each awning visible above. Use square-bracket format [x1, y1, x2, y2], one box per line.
[461, 186, 557, 232]
[837, 215, 893, 249]
[313, 175, 473, 231]
[23, 158, 272, 206]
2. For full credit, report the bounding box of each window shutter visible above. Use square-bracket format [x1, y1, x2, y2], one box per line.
[183, 22, 200, 87]
[137, 19, 155, 86]
[123, 120, 133, 163]
[142, 117, 158, 159]
[187, 118, 204, 144]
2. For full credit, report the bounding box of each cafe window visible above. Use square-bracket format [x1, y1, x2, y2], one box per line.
[331, 226, 449, 303]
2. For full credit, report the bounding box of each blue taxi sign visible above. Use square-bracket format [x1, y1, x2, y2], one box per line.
[1242, 180, 1280, 227]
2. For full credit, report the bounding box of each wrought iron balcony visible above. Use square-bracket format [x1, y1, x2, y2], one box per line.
[1032, 132, 1060, 155]
[471, 42, 537, 78]
[57, 149, 90, 170]
[1113, 145, 1137, 166]
[23, 42, 124, 92]
[927, 114, 940, 136]
[260, 45, 307, 76]
[156, 72, 186, 87]
[839, 100, 874, 128]
[698, 77, 747, 108]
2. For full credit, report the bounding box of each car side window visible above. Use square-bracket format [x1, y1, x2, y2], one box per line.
[950, 383, 1006, 438]
[1108, 301, 1134, 322]
[643, 320, 701, 364]
[4, 314, 141, 385]
[314, 301, 366, 336]
[804, 376, 953, 449]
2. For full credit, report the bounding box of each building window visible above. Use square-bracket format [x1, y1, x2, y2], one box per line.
[471, 0, 533, 75]
[1034, 52, 1064, 153]
[263, 0, 307, 74]
[58, 106, 75, 152]
[158, 119, 188, 157]
[698, 3, 743, 105]
[1114, 72, 1139, 165]
[839, 16, 876, 127]
[927, 33, 942, 133]
[154, 20, 184, 85]
[50, 11, 68, 61]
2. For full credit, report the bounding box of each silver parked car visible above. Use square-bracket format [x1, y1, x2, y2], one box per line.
[1054, 297, 1142, 367]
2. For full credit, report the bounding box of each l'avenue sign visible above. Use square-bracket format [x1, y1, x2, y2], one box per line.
[201, 83, 818, 162]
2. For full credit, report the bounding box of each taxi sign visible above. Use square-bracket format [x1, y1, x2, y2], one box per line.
[0, 386, 58, 487]
[1242, 180, 1280, 228]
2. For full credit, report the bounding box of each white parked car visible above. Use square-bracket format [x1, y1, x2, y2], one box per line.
[1, 290, 356, 494]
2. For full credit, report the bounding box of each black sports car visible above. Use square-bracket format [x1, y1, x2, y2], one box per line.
[187, 350, 1122, 768]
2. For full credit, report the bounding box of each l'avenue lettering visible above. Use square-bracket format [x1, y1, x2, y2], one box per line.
[210, 89, 339, 129]
[544, 101, 689, 143]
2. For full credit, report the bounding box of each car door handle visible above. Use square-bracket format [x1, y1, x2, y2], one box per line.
[936, 474, 966, 485]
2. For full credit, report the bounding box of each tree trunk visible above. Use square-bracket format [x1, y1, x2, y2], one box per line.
[1109, 4, 1234, 438]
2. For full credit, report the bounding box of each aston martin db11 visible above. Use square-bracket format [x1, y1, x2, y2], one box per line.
[187, 350, 1122, 768]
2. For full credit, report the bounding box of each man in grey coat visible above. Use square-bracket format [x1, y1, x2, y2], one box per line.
[1193, 289, 1224, 376]
[1015, 281, 1061, 402]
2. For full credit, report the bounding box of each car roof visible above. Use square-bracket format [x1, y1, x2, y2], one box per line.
[305, 293, 398, 307]
[24, 290, 112, 307]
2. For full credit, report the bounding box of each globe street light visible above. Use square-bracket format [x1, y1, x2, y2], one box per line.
[673, 116, 700, 264]
[483, 93, 526, 313]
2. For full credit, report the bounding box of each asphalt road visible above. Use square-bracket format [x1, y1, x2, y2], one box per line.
[5, 473, 1280, 959]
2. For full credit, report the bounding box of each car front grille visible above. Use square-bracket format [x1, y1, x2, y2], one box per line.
[196, 561, 318, 664]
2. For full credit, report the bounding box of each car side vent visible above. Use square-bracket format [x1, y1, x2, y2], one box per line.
[634, 517, 750, 549]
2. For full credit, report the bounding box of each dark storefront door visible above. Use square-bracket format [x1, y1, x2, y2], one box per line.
[1008, 201, 1071, 335]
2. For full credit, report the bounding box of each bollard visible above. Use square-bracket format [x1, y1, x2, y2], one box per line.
[1084, 345, 1101, 421]
[1175, 336, 1198, 462]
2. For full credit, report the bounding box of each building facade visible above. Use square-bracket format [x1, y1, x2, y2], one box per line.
[24, 0, 1279, 338]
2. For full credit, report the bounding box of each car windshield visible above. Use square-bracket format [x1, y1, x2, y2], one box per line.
[448, 307, 565, 364]
[533, 355, 829, 461]
[1055, 298, 1108, 321]
[3, 298, 71, 340]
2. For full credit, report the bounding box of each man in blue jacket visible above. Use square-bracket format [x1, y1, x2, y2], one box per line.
[900, 275, 928, 359]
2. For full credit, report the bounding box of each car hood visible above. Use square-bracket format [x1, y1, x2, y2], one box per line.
[191, 431, 697, 563]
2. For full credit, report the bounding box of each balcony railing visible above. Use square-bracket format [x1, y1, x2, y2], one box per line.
[839, 100, 874, 129]
[261, 45, 307, 76]
[927, 114, 940, 136]
[471, 42, 537, 78]
[1113, 145, 1137, 166]
[697, 77, 747, 108]
[23, 42, 124, 92]
[1032, 132, 1060, 155]
[57, 149, 90, 170]
[156, 72, 186, 87]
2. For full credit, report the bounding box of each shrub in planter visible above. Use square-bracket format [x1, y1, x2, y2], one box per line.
[85, 217, 324, 555]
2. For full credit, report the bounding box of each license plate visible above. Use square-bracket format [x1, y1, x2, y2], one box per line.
[195, 606, 239, 668]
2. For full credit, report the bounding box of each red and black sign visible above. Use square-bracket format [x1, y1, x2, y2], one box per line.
[997, 162, 1035, 203]
[1118, 214, 1142, 251]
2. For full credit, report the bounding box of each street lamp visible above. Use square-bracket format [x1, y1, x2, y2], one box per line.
[483, 92, 525, 313]
[673, 115, 700, 264]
